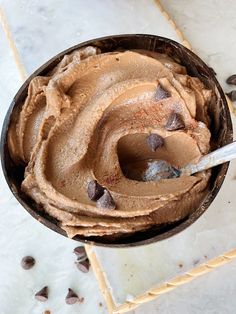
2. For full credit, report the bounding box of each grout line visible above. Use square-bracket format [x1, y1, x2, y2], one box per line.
[0, 6, 28, 81]
[154, 0, 192, 50]
[85, 245, 116, 314]
[226, 95, 236, 116]
[112, 249, 236, 313]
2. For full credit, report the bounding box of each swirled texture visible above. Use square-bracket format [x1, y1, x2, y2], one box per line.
[8, 47, 212, 238]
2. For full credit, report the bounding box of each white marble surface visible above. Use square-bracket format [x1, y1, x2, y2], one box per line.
[130, 259, 236, 314]
[0, 0, 179, 75]
[1, 0, 236, 313]
[160, 0, 236, 95]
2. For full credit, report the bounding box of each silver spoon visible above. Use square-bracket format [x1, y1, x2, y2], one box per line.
[143, 141, 236, 180]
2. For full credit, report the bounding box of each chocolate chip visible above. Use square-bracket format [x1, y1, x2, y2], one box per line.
[75, 259, 90, 273]
[87, 180, 104, 200]
[165, 113, 185, 131]
[65, 288, 79, 305]
[35, 286, 48, 302]
[226, 90, 236, 101]
[146, 134, 164, 152]
[96, 189, 116, 210]
[155, 85, 171, 101]
[226, 74, 236, 85]
[73, 246, 87, 261]
[21, 256, 35, 270]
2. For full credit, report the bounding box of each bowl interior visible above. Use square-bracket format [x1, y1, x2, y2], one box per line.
[1, 34, 233, 247]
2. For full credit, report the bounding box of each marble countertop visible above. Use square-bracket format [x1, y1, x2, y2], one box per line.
[0, 1, 236, 313]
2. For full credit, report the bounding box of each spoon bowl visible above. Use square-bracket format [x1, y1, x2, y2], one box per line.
[148, 140, 236, 180]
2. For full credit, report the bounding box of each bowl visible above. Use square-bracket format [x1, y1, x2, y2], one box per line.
[1, 34, 233, 247]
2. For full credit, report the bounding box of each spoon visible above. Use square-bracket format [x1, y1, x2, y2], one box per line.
[143, 141, 236, 180]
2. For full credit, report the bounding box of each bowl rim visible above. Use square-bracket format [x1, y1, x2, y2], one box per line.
[0, 34, 233, 247]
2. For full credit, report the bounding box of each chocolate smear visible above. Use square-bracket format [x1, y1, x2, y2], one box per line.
[21, 256, 35, 270]
[75, 259, 90, 273]
[165, 112, 185, 131]
[87, 180, 104, 200]
[97, 190, 116, 210]
[226, 90, 236, 101]
[65, 288, 79, 305]
[226, 74, 236, 85]
[155, 85, 171, 101]
[35, 286, 48, 302]
[146, 134, 164, 152]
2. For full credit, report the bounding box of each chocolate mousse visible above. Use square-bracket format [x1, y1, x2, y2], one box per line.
[8, 46, 212, 238]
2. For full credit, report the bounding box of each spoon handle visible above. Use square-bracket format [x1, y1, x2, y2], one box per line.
[181, 141, 236, 176]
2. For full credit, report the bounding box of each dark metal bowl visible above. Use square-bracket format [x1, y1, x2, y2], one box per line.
[0, 34, 233, 247]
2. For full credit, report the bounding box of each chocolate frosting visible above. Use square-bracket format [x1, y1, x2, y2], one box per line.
[8, 47, 212, 238]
